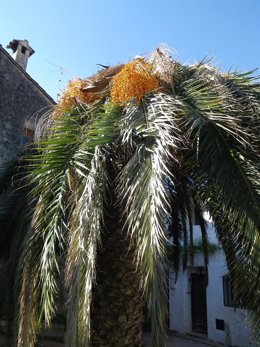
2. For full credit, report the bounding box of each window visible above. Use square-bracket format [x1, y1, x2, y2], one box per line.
[192, 208, 200, 225]
[216, 319, 225, 331]
[223, 275, 243, 308]
[21, 46, 26, 54]
[223, 275, 234, 307]
[22, 128, 34, 145]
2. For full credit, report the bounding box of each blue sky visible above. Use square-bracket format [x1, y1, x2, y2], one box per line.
[1, 0, 259, 101]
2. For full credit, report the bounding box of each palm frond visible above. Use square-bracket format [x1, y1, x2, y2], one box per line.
[172, 62, 260, 338]
[175, 63, 260, 339]
[174, 63, 260, 229]
[118, 93, 185, 347]
[167, 169, 208, 274]
[65, 146, 108, 346]
[119, 146, 168, 347]
[193, 196, 209, 284]
[16, 104, 122, 344]
[15, 113, 82, 344]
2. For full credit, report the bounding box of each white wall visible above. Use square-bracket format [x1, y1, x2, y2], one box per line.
[169, 269, 191, 334]
[207, 250, 257, 347]
[169, 219, 259, 347]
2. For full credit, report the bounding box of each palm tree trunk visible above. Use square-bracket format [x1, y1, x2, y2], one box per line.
[91, 184, 143, 346]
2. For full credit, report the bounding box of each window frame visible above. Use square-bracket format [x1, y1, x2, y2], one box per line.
[222, 274, 244, 309]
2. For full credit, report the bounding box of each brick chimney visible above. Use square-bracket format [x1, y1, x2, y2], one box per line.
[6, 39, 35, 71]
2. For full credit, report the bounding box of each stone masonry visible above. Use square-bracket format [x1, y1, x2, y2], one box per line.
[0, 40, 55, 327]
[0, 42, 55, 164]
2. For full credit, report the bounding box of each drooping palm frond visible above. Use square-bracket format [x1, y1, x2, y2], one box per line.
[166, 166, 209, 277]
[15, 103, 122, 346]
[65, 146, 108, 347]
[173, 62, 260, 223]
[172, 62, 260, 334]
[118, 142, 169, 347]
[117, 93, 185, 346]
[193, 195, 209, 284]
[16, 111, 84, 346]
[166, 168, 191, 273]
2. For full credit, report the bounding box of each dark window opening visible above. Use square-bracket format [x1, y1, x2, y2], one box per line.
[216, 319, 225, 331]
[192, 208, 200, 225]
[223, 275, 244, 308]
[21, 46, 26, 54]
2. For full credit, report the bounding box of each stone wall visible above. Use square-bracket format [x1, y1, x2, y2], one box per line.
[0, 46, 55, 329]
[0, 46, 55, 164]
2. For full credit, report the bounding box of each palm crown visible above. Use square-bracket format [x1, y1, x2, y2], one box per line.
[0, 49, 259, 347]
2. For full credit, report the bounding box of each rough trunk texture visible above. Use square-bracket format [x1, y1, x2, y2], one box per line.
[91, 191, 143, 346]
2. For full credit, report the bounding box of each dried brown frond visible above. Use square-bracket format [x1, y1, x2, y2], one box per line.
[148, 48, 177, 89]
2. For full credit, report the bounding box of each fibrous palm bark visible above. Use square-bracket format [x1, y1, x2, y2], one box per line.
[91, 207, 143, 346]
[90, 163, 143, 347]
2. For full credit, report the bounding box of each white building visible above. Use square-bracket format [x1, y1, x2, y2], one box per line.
[168, 215, 259, 347]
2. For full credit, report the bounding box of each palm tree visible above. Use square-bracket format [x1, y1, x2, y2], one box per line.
[0, 49, 260, 347]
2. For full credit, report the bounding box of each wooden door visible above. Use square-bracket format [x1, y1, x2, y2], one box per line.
[191, 273, 208, 335]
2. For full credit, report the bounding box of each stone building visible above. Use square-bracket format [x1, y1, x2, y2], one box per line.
[0, 40, 55, 342]
[0, 39, 55, 164]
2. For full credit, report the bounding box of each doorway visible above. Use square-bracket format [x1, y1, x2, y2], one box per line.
[191, 273, 208, 335]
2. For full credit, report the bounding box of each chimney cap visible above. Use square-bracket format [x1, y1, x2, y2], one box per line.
[6, 39, 35, 56]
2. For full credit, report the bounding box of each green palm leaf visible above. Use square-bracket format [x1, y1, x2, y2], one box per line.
[16, 104, 122, 345]
[118, 93, 185, 346]
[65, 146, 108, 347]
[173, 63, 260, 335]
